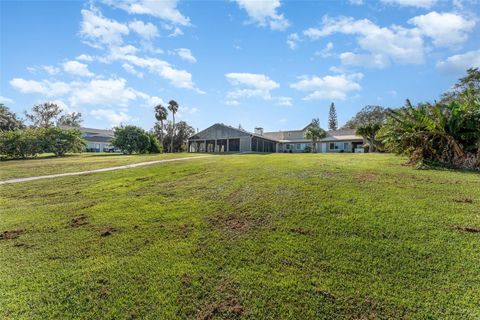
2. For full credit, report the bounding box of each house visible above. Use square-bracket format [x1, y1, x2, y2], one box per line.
[59, 126, 114, 152]
[187, 123, 364, 153]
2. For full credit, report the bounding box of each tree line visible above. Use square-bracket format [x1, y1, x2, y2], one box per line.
[0, 99, 196, 159]
[0, 103, 85, 159]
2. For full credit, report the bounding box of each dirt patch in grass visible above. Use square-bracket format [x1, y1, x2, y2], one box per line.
[70, 214, 88, 227]
[196, 279, 244, 320]
[452, 197, 474, 204]
[14, 242, 34, 249]
[210, 212, 265, 238]
[100, 227, 118, 237]
[355, 173, 377, 182]
[0, 229, 25, 240]
[455, 226, 480, 233]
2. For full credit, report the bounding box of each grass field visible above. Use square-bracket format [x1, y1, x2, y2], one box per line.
[0, 152, 206, 180]
[1, 153, 479, 319]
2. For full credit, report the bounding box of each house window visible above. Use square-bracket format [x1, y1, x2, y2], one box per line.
[329, 142, 335, 150]
[296, 144, 302, 150]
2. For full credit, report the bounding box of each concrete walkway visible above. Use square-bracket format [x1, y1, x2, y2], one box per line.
[0, 155, 214, 185]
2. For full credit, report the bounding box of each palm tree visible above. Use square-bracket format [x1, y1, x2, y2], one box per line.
[304, 118, 326, 153]
[356, 122, 382, 152]
[154, 104, 168, 147]
[167, 100, 179, 153]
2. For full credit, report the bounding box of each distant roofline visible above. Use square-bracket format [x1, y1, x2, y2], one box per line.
[58, 125, 114, 135]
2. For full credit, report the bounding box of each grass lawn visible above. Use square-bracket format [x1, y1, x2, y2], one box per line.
[1, 153, 479, 319]
[0, 152, 208, 180]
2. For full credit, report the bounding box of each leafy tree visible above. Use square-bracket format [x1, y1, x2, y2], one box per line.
[0, 104, 25, 131]
[0, 128, 43, 159]
[163, 121, 195, 152]
[111, 125, 152, 154]
[167, 100, 179, 152]
[43, 127, 85, 156]
[343, 105, 388, 129]
[25, 102, 62, 128]
[328, 102, 338, 130]
[304, 118, 326, 153]
[441, 67, 480, 103]
[58, 112, 83, 127]
[154, 104, 168, 146]
[356, 122, 382, 152]
[147, 133, 163, 153]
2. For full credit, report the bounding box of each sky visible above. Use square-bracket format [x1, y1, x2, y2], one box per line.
[1, 0, 479, 132]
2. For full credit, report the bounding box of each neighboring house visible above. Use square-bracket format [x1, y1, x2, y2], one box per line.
[187, 123, 364, 153]
[59, 126, 114, 152]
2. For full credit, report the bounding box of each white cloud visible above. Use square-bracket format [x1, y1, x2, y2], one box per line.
[43, 65, 61, 75]
[315, 42, 334, 58]
[381, 0, 438, 8]
[122, 63, 144, 78]
[10, 78, 71, 96]
[176, 48, 197, 63]
[235, 0, 289, 31]
[10, 77, 162, 110]
[290, 73, 363, 101]
[80, 8, 129, 47]
[0, 96, 14, 104]
[304, 16, 425, 66]
[103, 0, 190, 26]
[349, 0, 364, 4]
[225, 72, 280, 102]
[68, 78, 140, 107]
[176, 106, 199, 119]
[91, 109, 131, 126]
[27, 65, 61, 75]
[128, 20, 159, 39]
[277, 96, 292, 106]
[62, 60, 94, 77]
[436, 50, 480, 73]
[287, 33, 300, 49]
[408, 11, 475, 47]
[340, 52, 389, 68]
[102, 48, 203, 92]
[76, 54, 94, 62]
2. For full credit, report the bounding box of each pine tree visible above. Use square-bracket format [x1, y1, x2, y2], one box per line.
[328, 102, 338, 131]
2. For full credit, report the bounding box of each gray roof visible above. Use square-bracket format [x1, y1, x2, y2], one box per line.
[59, 125, 114, 136]
[84, 136, 112, 143]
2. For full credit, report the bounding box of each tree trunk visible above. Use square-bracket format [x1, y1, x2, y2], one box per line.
[171, 114, 175, 153]
[159, 120, 164, 148]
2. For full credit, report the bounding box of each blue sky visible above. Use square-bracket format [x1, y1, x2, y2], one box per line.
[1, 0, 479, 132]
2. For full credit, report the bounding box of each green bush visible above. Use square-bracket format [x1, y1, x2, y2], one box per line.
[147, 133, 163, 153]
[43, 127, 85, 156]
[0, 128, 44, 159]
[111, 125, 158, 154]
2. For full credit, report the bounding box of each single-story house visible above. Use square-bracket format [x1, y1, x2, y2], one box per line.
[187, 123, 364, 153]
[59, 125, 114, 152]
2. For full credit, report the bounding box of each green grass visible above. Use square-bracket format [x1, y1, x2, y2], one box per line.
[1, 153, 479, 319]
[0, 152, 207, 180]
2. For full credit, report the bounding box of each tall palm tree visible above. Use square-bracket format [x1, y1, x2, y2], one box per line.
[168, 100, 179, 153]
[304, 118, 326, 153]
[154, 104, 168, 147]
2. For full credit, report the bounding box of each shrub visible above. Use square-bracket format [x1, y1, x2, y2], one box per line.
[0, 128, 43, 159]
[43, 127, 85, 156]
[111, 125, 157, 154]
[147, 133, 163, 153]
